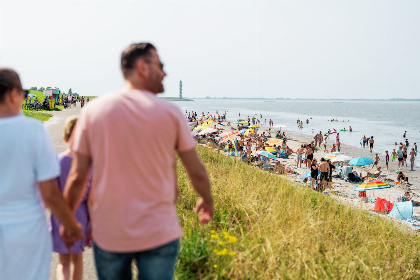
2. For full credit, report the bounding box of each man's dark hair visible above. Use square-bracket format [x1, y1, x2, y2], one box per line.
[0, 68, 22, 103]
[121, 43, 156, 78]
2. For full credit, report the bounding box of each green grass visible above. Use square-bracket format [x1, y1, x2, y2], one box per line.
[22, 110, 53, 122]
[175, 146, 420, 279]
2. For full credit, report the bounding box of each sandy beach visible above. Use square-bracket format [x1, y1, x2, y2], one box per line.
[196, 118, 420, 225]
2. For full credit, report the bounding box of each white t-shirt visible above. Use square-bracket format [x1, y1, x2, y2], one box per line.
[0, 114, 59, 224]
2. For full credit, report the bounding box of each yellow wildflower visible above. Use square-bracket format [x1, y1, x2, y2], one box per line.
[211, 233, 219, 239]
[214, 264, 218, 268]
[223, 232, 229, 239]
[218, 241, 225, 245]
[210, 230, 215, 233]
[222, 269, 226, 275]
[228, 236, 238, 243]
[229, 251, 237, 256]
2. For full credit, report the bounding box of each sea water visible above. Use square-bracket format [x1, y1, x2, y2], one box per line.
[171, 99, 420, 167]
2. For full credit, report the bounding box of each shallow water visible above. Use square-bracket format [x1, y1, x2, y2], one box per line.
[171, 99, 420, 167]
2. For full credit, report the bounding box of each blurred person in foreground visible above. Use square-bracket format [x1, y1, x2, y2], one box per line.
[62, 43, 214, 280]
[0, 68, 82, 280]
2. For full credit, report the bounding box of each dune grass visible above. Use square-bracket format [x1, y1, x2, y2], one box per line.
[175, 146, 420, 279]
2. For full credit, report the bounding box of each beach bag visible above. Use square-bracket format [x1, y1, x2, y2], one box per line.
[375, 198, 394, 213]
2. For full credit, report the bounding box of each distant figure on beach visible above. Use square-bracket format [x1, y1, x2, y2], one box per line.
[391, 149, 396, 163]
[318, 158, 330, 192]
[0, 68, 82, 279]
[403, 131, 407, 138]
[397, 146, 404, 169]
[310, 159, 319, 190]
[373, 153, 380, 167]
[403, 192, 420, 205]
[349, 126, 352, 132]
[362, 135, 367, 148]
[63, 43, 214, 280]
[296, 145, 304, 168]
[397, 171, 408, 183]
[410, 148, 417, 171]
[50, 116, 92, 280]
[385, 150, 389, 170]
[369, 136, 374, 153]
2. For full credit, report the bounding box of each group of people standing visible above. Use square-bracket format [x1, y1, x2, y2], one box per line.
[1, 43, 214, 280]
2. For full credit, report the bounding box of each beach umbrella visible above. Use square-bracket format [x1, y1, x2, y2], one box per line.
[265, 147, 277, 153]
[220, 132, 239, 144]
[203, 120, 213, 126]
[300, 171, 312, 180]
[249, 125, 260, 129]
[199, 128, 218, 135]
[244, 128, 254, 136]
[266, 139, 282, 145]
[325, 152, 346, 160]
[348, 157, 374, 166]
[354, 180, 391, 191]
[238, 128, 248, 135]
[256, 150, 277, 160]
[331, 155, 353, 163]
[197, 125, 210, 130]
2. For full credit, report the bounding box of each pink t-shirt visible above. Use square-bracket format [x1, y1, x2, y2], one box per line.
[71, 89, 195, 252]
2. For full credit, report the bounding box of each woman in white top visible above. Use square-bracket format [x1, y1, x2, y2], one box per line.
[0, 68, 82, 280]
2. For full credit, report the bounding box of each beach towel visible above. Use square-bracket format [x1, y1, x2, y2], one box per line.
[388, 201, 413, 220]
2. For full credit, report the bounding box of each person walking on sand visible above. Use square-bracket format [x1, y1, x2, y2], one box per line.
[0, 68, 82, 280]
[410, 148, 417, 171]
[385, 150, 390, 170]
[63, 43, 214, 280]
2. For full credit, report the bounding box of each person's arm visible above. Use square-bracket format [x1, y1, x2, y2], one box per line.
[38, 179, 83, 246]
[63, 152, 92, 212]
[178, 148, 214, 224]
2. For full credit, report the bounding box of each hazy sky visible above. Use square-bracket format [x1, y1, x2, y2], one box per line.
[1, 0, 419, 99]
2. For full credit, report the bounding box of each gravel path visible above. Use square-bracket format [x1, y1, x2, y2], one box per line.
[44, 103, 98, 280]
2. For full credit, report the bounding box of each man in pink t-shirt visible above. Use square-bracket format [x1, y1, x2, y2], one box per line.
[62, 43, 214, 280]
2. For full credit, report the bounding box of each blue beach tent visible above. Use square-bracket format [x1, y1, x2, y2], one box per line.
[388, 201, 413, 220]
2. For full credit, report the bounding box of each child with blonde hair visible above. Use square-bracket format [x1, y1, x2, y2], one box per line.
[50, 115, 92, 280]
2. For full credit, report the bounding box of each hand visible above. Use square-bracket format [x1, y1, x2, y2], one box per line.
[194, 198, 214, 224]
[59, 223, 84, 252]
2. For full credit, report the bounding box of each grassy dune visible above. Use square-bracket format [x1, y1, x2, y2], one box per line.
[175, 146, 420, 279]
